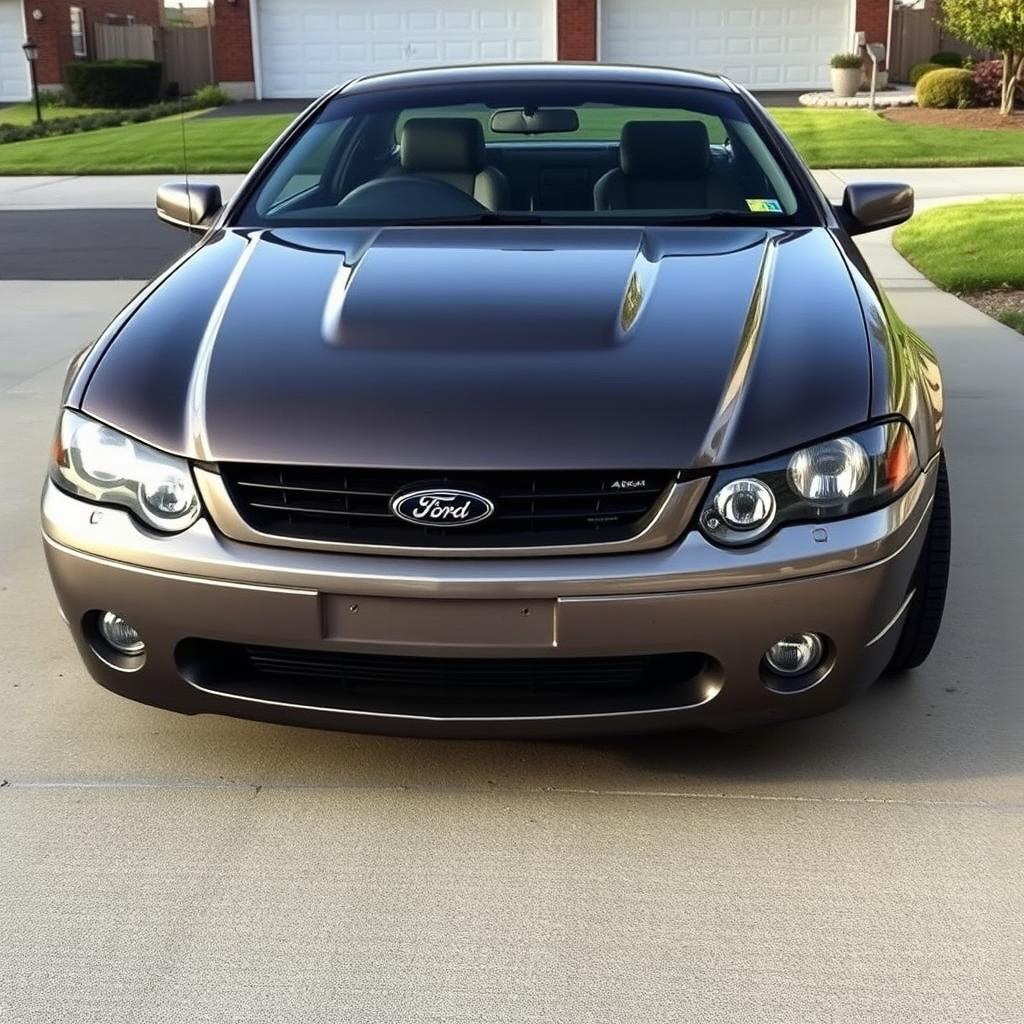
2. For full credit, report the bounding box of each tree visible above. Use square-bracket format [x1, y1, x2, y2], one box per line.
[942, 0, 1024, 114]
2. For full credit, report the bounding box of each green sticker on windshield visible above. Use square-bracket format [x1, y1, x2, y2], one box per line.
[746, 198, 784, 213]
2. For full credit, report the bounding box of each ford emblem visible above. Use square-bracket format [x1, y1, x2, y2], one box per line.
[391, 488, 495, 527]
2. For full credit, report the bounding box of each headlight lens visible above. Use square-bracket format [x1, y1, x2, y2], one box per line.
[713, 478, 776, 532]
[52, 410, 201, 532]
[788, 436, 869, 505]
[701, 420, 920, 546]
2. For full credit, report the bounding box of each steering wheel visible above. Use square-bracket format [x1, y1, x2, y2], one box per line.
[337, 176, 488, 218]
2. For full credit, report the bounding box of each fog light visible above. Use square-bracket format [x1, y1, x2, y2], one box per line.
[764, 632, 823, 677]
[98, 611, 144, 655]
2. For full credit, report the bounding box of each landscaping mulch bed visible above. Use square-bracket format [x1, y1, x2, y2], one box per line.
[882, 107, 1024, 131]
[963, 289, 1024, 334]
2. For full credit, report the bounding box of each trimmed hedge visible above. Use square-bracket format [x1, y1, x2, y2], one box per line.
[0, 97, 209, 145]
[910, 61, 944, 85]
[915, 68, 975, 109]
[930, 51, 964, 68]
[65, 60, 163, 107]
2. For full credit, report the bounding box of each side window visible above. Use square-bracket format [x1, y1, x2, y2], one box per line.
[255, 119, 351, 214]
[69, 7, 87, 58]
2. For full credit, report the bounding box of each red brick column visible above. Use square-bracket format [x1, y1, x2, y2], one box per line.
[23, 1, 74, 87]
[557, 0, 597, 61]
[212, 0, 256, 98]
[855, 0, 893, 68]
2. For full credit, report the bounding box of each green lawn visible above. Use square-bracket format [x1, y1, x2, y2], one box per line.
[894, 199, 1024, 335]
[893, 199, 1024, 291]
[0, 112, 293, 174]
[0, 102, 114, 125]
[769, 108, 1024, 168]
[1, 106, 1024, 174]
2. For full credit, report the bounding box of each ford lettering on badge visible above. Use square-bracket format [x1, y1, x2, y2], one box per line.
[391, 489, 495, 527]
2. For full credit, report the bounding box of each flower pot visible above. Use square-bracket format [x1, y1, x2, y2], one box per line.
[830, 67, 862, 98]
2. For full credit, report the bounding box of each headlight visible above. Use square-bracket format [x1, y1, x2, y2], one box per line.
[52, 410, 201, 532]
[701, 420, 920, 546]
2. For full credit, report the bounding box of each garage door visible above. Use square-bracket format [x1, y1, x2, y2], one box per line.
[0, 1, 30, 102]
[600, 0, 852, 90]
[255, 0, 556, 99]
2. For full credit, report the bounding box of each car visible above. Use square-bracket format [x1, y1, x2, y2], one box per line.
[41, 63, 949, 738]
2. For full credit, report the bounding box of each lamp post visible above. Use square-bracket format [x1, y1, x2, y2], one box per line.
[22, 39, 41, 125]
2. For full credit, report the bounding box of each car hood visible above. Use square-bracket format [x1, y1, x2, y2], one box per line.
[83, 225, 870, 470]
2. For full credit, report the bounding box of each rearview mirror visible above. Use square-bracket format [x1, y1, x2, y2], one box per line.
[837, 182, 914, 235]
[156, 182, 223, 231]
[489, 108, 579, 134]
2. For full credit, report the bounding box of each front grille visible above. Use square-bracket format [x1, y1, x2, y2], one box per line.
[219, 465, 675, 548]
[178, 640, 711, 718]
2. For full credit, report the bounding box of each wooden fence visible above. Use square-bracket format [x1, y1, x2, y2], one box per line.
[94, 23, 158, 62]
[890, 0, 993, 82]
[93, 23, 213, 96]
[160, 27, 214, 95]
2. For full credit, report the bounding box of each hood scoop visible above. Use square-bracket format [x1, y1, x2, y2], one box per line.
[323, 232, 647, 353]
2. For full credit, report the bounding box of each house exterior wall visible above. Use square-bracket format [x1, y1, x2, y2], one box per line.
[208, 0, 895, 98]
[557, 0, 596, 60]
[210, 0, 255, 99]
[856, 0, 893, 67]
[24, 0, 162, 87]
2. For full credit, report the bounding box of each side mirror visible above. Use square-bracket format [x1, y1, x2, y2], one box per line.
[156, 182, 223, 231]
[836, 182, 914, 235]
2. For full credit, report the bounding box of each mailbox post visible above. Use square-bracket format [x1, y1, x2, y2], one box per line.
[866, 43, 886, 110]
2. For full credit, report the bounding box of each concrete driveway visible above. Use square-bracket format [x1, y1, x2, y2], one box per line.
[1, 173, 1022, 1023]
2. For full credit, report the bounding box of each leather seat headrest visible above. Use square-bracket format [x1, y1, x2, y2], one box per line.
[400, 118, 487, 174]
[619, 121, 712, 179]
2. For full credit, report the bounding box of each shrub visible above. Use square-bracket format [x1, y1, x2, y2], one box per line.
[915, 67, 976, 108]
[972, 59, 1024, 107]
[831, 52, 864, 69]
[39, 88, 70, 108]
[910, 61, 945, 85]
[0, 97, 209, 145]
[930, 51, 965, 67]
[191, 83, 230, 108]
[65, 60, 163, 107]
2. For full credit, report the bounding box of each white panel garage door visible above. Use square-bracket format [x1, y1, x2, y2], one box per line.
[600, 0, 852, 90]
[0, 1, 30, 102]
[256, 0, 556, 99]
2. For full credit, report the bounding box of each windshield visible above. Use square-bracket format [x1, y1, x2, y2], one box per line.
[238, 81, 810, 227]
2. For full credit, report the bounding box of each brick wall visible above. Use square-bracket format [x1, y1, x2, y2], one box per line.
[25, 0, 162, 87]
[211, 0, 254, 90]
[557, 0, 597, 60]
[855, 0, 893, 67]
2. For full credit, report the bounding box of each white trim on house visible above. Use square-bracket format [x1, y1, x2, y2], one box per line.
[250, 0, 264, 101]
[886, 0, 895, 68]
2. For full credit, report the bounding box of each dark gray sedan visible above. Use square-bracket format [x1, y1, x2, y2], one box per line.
[42, 63, 949, 736]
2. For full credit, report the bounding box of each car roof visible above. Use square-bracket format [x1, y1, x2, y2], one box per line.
[339, 62, 735, 96]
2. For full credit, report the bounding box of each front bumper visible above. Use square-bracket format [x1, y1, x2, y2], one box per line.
[41, 461, 937, 737]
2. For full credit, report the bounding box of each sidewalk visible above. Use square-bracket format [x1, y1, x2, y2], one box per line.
[0, 174, 246, 211]
[0, 167, 1020, 211]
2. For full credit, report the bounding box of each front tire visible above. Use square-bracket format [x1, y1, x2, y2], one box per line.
[886, 453, 951, 674]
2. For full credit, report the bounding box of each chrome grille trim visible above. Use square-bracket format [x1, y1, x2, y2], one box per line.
[197, 468, 707, 559]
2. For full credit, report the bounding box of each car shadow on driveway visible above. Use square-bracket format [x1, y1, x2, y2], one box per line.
[72, 647, 1009, 802]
